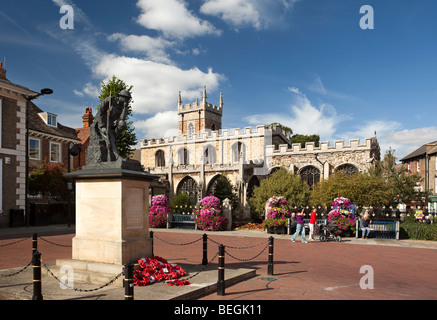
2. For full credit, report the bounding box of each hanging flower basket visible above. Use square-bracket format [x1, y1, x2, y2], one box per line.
[149, 195, 171, 228]
[328, 197, 356, 235]
[263, 196, 291, 233]
[194, 196, 228, 231]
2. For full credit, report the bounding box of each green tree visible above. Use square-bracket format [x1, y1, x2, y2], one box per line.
[212, 175, 238, 209]
[98, 76, 137, 159]
[29, 161, 68, 201]
[249, 167, 310, 220]
[290, 134, 320, 147]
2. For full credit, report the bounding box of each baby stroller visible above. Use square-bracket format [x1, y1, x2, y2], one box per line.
[318, 221, 342, 242]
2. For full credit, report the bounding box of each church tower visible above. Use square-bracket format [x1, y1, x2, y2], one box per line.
[178, 86, 223, 136]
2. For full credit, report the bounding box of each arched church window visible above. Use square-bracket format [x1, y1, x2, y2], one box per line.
[335, 163, 358, 176]
[300, 166, 320, 189]
[155, 150, 165, 167]
[177, 176, 198, 204]
[232, 142, 245, 163]
[178, 148, 189, 165]
[188, 123, 195, 138]
[203, 145, 216, 164]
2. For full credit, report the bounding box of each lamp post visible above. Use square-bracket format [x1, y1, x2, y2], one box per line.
[23, 88, 53, 227]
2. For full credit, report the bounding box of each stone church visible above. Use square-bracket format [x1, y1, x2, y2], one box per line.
[140, 87, 380, 219]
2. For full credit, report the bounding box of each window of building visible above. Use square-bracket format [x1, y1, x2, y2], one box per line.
[300, 166, 320, 189]
[29, 138, 41, 160]
[435, 177, 437, 194]
[178, 148, 189, 165]
[155, 150, 165, 167]
[203, 145, 216, 164]
[232, 142, 245, 163]
[47, 113, 57, 127]
[188, 123, 194, 138]
[50, 142, 61, 163]
[416, 159, 420, 172]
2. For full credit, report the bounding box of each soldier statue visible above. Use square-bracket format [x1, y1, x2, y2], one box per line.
[86, 90, 131, 165]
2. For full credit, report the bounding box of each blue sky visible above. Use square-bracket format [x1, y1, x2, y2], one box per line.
[1, 0, 437, 159]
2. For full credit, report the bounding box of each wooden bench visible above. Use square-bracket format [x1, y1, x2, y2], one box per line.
[167, 213, 197, 230]
[356, 220, 399, 240]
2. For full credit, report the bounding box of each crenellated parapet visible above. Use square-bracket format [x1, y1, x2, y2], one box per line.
[267, 138, 377, 155]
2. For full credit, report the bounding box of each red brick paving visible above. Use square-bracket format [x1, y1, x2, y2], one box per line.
[1, 229, 437, 300]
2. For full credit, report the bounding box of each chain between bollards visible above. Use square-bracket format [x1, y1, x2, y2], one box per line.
[217, 244, 225, 296]
[268, 236, 274, 276]
[32, 251, 43, 300]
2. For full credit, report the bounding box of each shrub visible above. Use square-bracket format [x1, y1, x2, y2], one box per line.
[400, 222, 437, 241]
[249, 167, 310, 221]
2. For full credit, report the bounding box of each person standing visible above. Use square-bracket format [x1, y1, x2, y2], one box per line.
[291, 207, 307, 243]
[308, 207, 317, 241]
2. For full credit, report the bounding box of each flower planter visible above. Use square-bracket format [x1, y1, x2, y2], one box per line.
[267, 226, 286, 234]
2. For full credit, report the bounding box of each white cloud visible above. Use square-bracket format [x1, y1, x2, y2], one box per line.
[344, 120, 437, 159]
[200, 0, 263, 30]
[136, 0, 221, 39]
[73, 82, 100, 98]
[246, 87, 351, 140]
[93, 54, 226, 116]
[135, 111, 179, 139]
[200, 0, 299, 30]
[108, 33, 175, 64]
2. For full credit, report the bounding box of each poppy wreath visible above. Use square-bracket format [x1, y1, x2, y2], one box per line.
[133, 256, 189, 287]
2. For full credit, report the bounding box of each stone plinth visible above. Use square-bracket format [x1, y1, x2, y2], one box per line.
[66, 166, 158, 266]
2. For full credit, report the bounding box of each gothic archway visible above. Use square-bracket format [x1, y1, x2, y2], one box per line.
[300, 166, 320, 189]
[177, 176, 198, 204]
[247, 176, 260, 198]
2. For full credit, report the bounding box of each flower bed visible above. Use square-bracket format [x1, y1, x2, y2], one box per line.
[134, 256, 189, 287]
[149, 195, 171, 228]
[194, 196, 228, 231]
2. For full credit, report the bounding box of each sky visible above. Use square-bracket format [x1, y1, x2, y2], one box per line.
[1, 0, 437, 160]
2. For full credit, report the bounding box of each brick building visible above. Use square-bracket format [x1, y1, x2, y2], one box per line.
[400, 141, 437, 213]
[0, 63, 38, 227]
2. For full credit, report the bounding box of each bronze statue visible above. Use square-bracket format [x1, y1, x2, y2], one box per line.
[86, 90, 131, 166]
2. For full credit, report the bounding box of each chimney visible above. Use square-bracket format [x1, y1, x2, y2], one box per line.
[0, 62, 6, 80]
[82, 107, 94, 128]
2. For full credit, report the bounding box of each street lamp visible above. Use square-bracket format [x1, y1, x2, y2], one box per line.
[23, 88, 53, 227]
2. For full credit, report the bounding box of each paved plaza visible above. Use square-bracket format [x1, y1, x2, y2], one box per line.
[1, 225, 436, 300]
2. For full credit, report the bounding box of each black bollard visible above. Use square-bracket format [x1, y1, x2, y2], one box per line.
[32, 233, 38, 257]
[150, 230, 154, 257]
[217, 244, 225, 296]
[268, 236, 274, 276]
[32, 251, 43, 300]
[124, 263, 134, 300]
[202, 234, 208, 265]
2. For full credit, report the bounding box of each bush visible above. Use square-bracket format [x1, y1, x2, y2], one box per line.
[400, 222, 437, 241]
[249, 167, 310, 221]
[170, 193, 195, 214]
